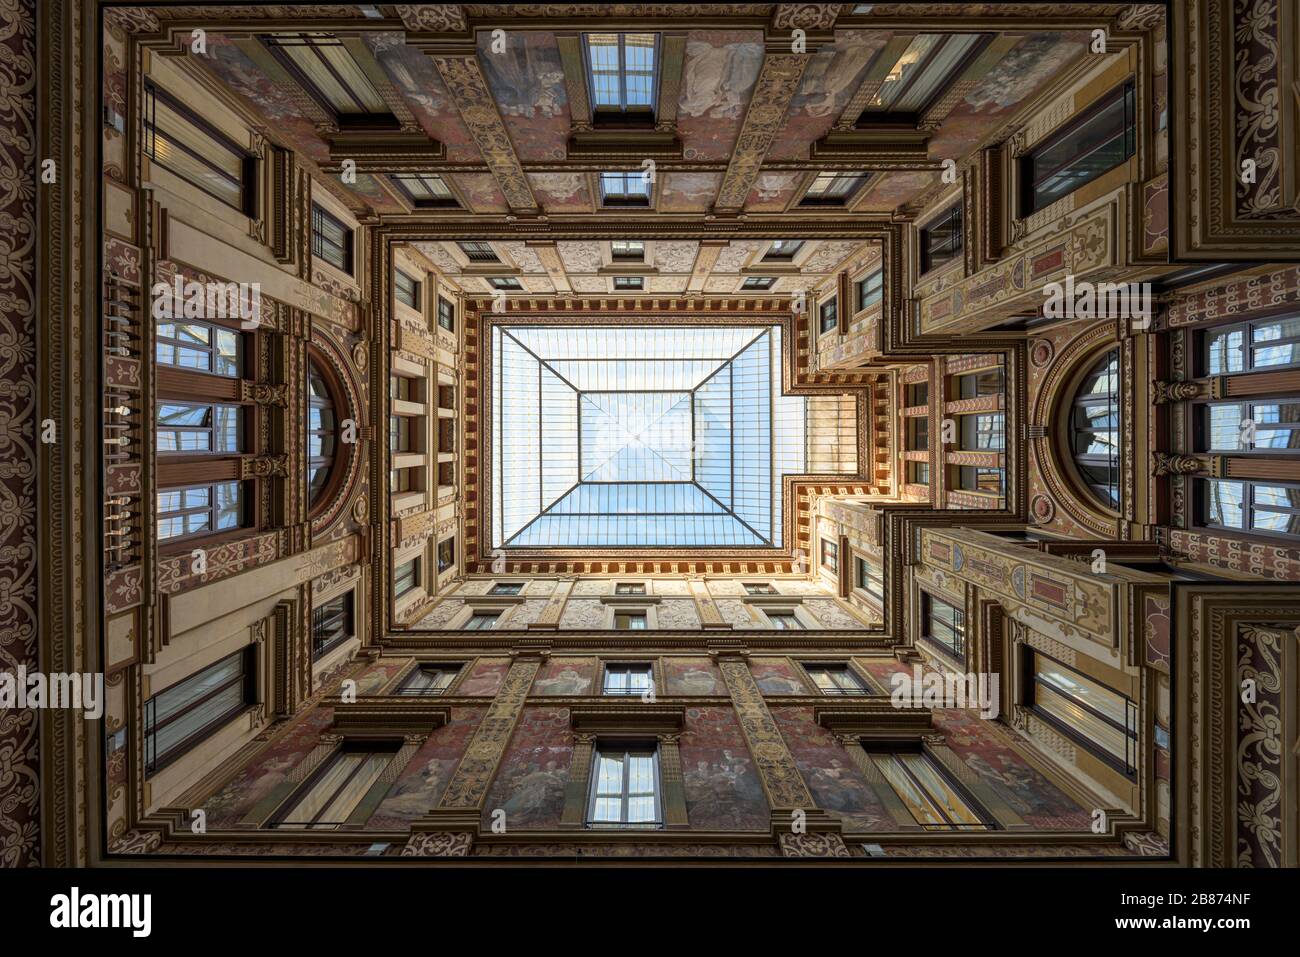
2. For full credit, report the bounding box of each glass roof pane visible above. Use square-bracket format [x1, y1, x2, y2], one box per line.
[491, 325, 807, 549]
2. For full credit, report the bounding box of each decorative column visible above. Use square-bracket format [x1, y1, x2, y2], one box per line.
[717, 657, 849, 857]
[528, 578, 573, 630]
[404, 654, 542, 855]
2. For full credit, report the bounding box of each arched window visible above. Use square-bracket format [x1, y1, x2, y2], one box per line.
[307, 359, 338, 509]
[1069, 349, 1121, 509]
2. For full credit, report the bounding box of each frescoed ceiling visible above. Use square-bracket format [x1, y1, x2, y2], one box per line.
[164, 4, 1096, 222]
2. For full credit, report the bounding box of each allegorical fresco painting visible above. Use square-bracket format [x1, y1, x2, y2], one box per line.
[482, 707, 574, 830]
[368, 707, 488, 828]
[679, 706, 770, 830]
[769, 706, 895, 832]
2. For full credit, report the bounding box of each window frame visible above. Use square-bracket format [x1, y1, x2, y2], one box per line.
[856, 33, 993, 125]
[143, 646, 256, 775]
[804, 662, 869, 696]
[155, 401, 243, 456]
[157, 480, 247, 544]
[142, 82, 256, 215]
[437, 296, 456, 333]
[394, 269, 421, 310]
[437, 537, 456, 574]
[312, 590, 354, 660]
[586, 743, 663, 828]
[598, 170, 652, 207]
[856, 268, 883, 312]
[798, 171, 870, 208]
[1197, 478, 1300, 541]
[602, 662, 654, 697]
[920, 591, 966, 662]
[854, 556, 884, 602]
[819, 296, 839, 335]
[391, 172, 460, 209]
[1200, 314, 1300, 376]
[1069, 348, 1121, 510]
[311, 202, 353, 275]
[1024, 648, 1138, 776]
[155, 319, 243, 379]
[397, 664, 463, 696]
[1020, 79, 1136, 217]
[268, 740, 402, 830]
[260, 32, 397, 130]
[582, 32, 661, 126]
[820, 537, 839, 572]
[394, 557, 420, 598]
[919, 202, 963, 275]
[863, 745, 992, 830]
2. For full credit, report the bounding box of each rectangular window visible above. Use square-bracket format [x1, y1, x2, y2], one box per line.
[603, 663, 653, 696]
[157, 481, 244, 541]
[142, 83, 253, 213]
[394, 269, 420, 309]
[458, 240, 498, 263]
[957, 466, 1004, 493]
[390, 467, 414, 493]
[819, 297, 839, 335]
[312, 591, 354, 660]
[821, 538, 839, 571]
[394, 558, 419, 598]
[1203, 314, 1300, 375]
[437, 296, 455, 332]
[763, 240, 804, 262]
[156, 403, 241, 454]
[261, 33, 392, 125]
[271, 742, 400, 830]
[742, 276, 777, 290]
[398, 665, 461, 696]
[856, 269, 883, 311]
[587, 746, 661, 827]
[613, 276, 644, 290]
[489, 276, 523, 291]
[156, 320, 241, 378]
[859, 34, 991, 122]
[905, 382, 929, 407]
[389, 415, 413, 454]
[865, 749, 988, 830]
[767, 611, 803, 630]
[1198, 399, 1300, 453]
[800, 171, 868, 207]
[614, 611, 648, 630]
[907, 460, 931, 485]
[960, 412, 1004, 451]
[490, 582, 525, 596]
[921, 592, 965, 661]
[437, 537, 456, 573]
[615, 583, 646, 595]
[463, 611, 500, 631]
[1021, 80, 1136, 215]
[1028, 649, 1137, 773]
[1199, 479, 1300, 539]
[957, 368, 1003, 399]
[584, 33, 658, 124]
[611, 240, 645, 261]
[920, 203, 963, 274]
[744, 582, 776, 595]
[311, 203, 353, 274]
[805, 663, 868, 696]
[599, 171, 651, 206]
[855, 557, 884, 602]
[143, 647, 254, 774]
[392, 173, 459, 208]
[907, 416, 929, 450]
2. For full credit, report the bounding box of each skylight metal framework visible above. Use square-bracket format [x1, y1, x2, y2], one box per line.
[491, 325, 806, 549]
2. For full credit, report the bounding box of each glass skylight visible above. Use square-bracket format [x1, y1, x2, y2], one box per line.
[491, 325, 807, 548]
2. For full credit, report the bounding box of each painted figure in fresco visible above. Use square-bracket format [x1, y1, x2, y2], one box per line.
[479, 37, 566, 118]
[670, 666, 720, 696]
[534, 666, 591, 696]
[680, 39, 763, 119]
[498, 758, 567, 826]
[374, 758, 448, 820]
[753, 671, 806, 695]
